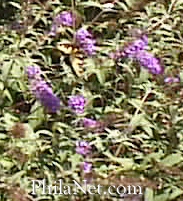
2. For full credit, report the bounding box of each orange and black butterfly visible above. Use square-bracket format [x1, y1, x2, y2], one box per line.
[55, 42, 85, 78]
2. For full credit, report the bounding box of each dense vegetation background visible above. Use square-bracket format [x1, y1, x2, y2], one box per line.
[1, 0, 183, 200]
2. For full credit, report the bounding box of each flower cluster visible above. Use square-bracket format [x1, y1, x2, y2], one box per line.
[68, 95, 86, 114]
[49, 11, 96, 55]
[76, 141, 93, 174]
[26, 65, 41, 79]
[135, 51, 164, 75]
[110, 34, 148, 60]
[76, 141, 92, 156]
[111, 34, 164, 75]
[56, 11, 74, 27]
[75, 28, 96, 56]
[49, 11, 75, 36]
[26, 66, 60, 113]
[82, 118, 99, 128]
[123, 35, 148, 58]
[81, 162, 92, 173]
[82, 118, 105, 132]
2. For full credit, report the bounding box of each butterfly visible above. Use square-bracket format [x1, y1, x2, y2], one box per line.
[56, 42, 85, 77]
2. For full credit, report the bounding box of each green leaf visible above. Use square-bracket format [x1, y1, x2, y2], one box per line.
[28, 102, 45, 129]
[161, 153, 183, 166]
[103, 151, 134, 170]
[9, 1, 21, 9]
[169, 187, 183, 200]
[9, 170, 26, 183]
[95, 69, 106, 85]
[80, 1, 102, 8]
[144, 188, 154, 201]
[0, 157, 14, 169]
[128, 99, 144, 112]
[93, 137, 106, 152]
[138, 69, 150, 83]
[154, 194, 170, 201]
[1, 60, 13, 81]
[70, 154, 82, 171]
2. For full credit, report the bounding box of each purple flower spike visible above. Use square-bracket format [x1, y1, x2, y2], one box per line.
[60, 11, 74, 27]
[26, 66, 41, 79]
[76, 141, 92, 156]
[81, 162, 92, 173]
[49, 11, 75, 36]
[75, 28, 96, 56]
[54, 11, 74, 27]
[110, 34, 148, 60]
[82, 38, 96, 56]
[123, 34, 148, 58]
[109, 32, 164, 75]
[30, 80, 60, 113]
[26, 66, 60, 113]
[76, 28, 92, 40]
[135, 51, 164, 75]
[83, 118, 98, 128]
[68, 95, 86, 114]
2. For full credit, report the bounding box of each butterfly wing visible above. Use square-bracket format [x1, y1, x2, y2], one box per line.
[56, 43, 85, 77]
[70, 47, 85, 77]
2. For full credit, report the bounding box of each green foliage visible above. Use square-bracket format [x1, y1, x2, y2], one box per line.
[1, 0, 183, 201]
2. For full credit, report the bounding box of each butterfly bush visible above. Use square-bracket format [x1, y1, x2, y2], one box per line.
[81, 162, 92, 173]
[82, 118, 105, 132]
[135, 51, 164, 75]
[26, 65, 42, 79]
[110, 34, 148, 60]
[75, 28, 96, 56]
[76, 141, 92, 156]
[1, 0, 183, 199]
[110, 34, 164, 75]
[26, 66, 60, 113]
[82, 118, 99, 128]
[49, 11, 75, 36]
[56, 11, 74, 27]
[68, 95, 86, 114]
[76, 141, 93, 176]
[124, 35, 148, 58]
[2, 0, 183, 200]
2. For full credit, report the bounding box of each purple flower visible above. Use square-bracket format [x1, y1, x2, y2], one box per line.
[164, 76, 180, 84]
[76, 28, 92, 41]
[76, 141, 92, 156]
[110, 34, 148, 60]
[49, 24, 57, 36]
[109, 33, 164, 75]
[26, 66, 60, 113]
[81, 38, 96, 56]
[30, 79, 60, 113]
[49, 11, 75, 36]
[26, 66, 41, 79]
[135, 51, 164, 75]
[81, 162, 92, 173]
[123, 34, 148, 58]
[54, 11, 74, 27]
[83, 118, 99, 128]
[68, 95, 86, 114]
[75, 28, 96, 56]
